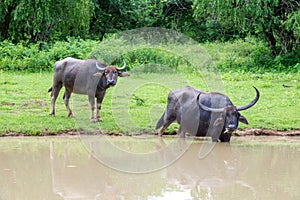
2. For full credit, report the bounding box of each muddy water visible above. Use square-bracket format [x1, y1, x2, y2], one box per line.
[0, 136, 300, 200]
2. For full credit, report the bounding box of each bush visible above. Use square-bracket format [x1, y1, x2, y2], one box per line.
[274, 50, 300, 72]
[0, 37, 298, 73]
[244, 45, 275, 71]
[113, 48, 187, 71]
[203, 38, 298, 73]
[0, 38, 99, 72]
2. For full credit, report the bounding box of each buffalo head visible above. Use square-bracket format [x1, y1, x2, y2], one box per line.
[94, 61, 129, 87]
[197, 86, 260, 136]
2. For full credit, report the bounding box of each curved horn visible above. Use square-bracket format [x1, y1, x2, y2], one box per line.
[196, 93, 224, 113]
[237, 86, 260, 111]
[117, 60, 126, 71]
[96, 62, 106, 71]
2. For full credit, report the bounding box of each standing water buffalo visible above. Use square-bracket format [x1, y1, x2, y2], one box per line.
[48, 57, 129, 122]
[156, 86, 259, 142]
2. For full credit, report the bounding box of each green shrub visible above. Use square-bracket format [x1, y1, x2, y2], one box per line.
[113, 48, 187, 71]
[202, 37, 299, 73]
[244, 45, 275, 71]
[0, 37, 298, 73]
[0, 38, 99, 72]
[274, 50, 300, 72]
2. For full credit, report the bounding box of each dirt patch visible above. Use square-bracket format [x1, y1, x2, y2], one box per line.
[1, 101, 48, 107]
[1, 129, 78, 137]
[22, 100, 47, 107]
[1, 102, 16, 106]
[235, 129, 300, 136]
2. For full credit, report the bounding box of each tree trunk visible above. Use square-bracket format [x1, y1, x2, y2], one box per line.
[0, 3, 17, 40]
[264, 30, 278, 56]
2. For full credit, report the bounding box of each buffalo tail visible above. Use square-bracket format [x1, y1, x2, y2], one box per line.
[48, 87, 52, 93]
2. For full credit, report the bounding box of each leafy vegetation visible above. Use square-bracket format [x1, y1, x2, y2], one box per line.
[0, 0, 92, 43]
[193, 0, 300, 55]
[203, 38, 300, 73]
[0, 38, 98, 72]
[1, 0, 299, 70]
[0, 37, 298, 73]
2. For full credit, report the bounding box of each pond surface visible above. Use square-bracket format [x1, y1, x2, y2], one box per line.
[0, 136, 300, 200]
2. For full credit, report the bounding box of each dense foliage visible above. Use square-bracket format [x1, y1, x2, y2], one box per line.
[1, 37, 298, 72]
[193, 0, 300, 55]
[0, 0, 92, 43]
[0, 0, 299, 72]
[0, 38, 98, 72]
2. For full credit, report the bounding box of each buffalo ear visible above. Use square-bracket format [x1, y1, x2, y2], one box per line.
[213, 117, 224, 127]
[93, 72, 103, 77]
[239, 115, 248, 124]
[118, 72, 130, 77]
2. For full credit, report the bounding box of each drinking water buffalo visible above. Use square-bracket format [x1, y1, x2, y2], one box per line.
[48, 57, 129, 122]
[156, 86, 260, 142]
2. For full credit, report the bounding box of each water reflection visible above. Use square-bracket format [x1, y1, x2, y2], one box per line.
[0, 136, 300, 199]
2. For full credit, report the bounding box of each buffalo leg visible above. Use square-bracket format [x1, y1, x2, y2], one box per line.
[88, 95, 97, 122]
[96, 101, 102, 122]
[95, 91, 106, 122]
[50, 83, 62, 116]
[158, 115, 175, 137]
[178, 126, 186, 138]
[63, 90, 73, 117]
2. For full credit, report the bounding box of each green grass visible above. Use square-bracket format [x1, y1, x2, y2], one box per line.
[0, 71, 299, 136]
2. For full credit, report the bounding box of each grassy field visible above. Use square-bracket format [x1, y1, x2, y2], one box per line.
[0, 70, 299, 136]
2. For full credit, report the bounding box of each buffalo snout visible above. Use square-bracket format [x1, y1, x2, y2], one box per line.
[227, 124, 237, 131]
[107, 79, 116, 86]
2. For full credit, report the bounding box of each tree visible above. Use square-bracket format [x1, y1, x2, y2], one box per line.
[192, 0, 300, 55]
[0, 0, 93, 43]
[90, 0, 166, 39]
[90, 0, 222, 42]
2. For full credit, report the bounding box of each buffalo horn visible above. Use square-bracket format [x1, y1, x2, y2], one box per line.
[237, 86, 260, 111]
[117, 60, 126, 71]
[196, 93, 224, 113]
[96, 62, 106, 71]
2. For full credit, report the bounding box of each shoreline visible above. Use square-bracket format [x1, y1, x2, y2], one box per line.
[1, 128, 300, 137]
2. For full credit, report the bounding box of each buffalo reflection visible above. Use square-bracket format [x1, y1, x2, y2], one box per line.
[49, 136, 256, 199]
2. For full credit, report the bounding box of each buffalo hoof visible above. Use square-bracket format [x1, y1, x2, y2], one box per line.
[178, 132, 186, 138]
[90, 118, 102, 123]
[90, 119, 97, 123]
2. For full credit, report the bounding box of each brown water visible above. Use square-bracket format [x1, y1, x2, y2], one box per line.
[0, 136, 300, 200]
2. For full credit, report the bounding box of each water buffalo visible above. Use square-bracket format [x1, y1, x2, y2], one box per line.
[156, 86, 260, 142]
[48, 57, 129, 122]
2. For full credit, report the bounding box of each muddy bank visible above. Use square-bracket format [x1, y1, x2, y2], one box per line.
[234, 128, 300, 136]
[1, 128, 300, 137]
